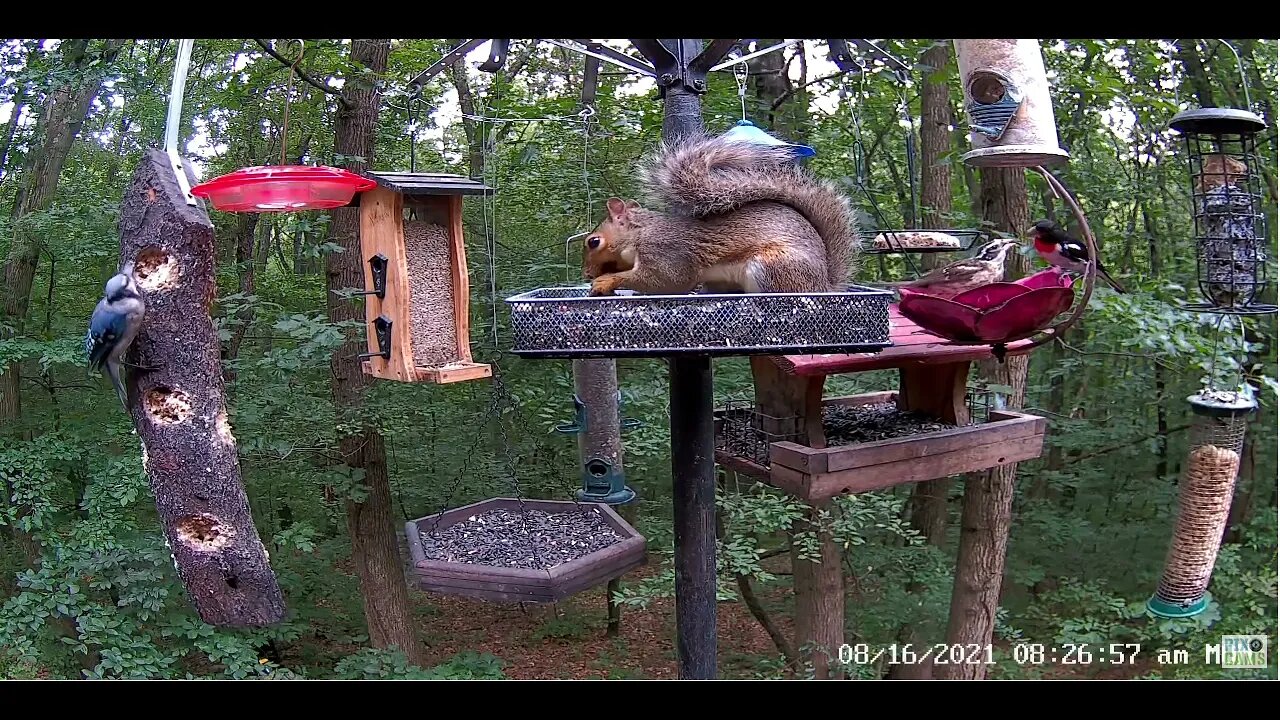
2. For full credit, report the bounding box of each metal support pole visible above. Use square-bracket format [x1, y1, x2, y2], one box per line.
[669, 354, 717, 679]
[638, 38, 728, 680]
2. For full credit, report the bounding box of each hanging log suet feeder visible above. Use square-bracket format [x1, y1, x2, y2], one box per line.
[1147, 389, 1257, 618]
[1168, 107, 1275, 315]
[353, 171, 494, 384]
[953, 40, 1069, 168]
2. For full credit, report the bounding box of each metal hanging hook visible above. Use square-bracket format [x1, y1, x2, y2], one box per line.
[734, 62, 749, 121]
[164, 39, 197, 206]
[1211, 39, 1252, 111]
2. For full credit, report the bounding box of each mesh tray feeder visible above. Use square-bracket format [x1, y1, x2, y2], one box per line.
[505, 285, 894, 358]
[1146, 389, 1257, 618]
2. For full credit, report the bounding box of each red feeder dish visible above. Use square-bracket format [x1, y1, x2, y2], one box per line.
[190, 165, 376, 212]
[897, 268, 1077, 345]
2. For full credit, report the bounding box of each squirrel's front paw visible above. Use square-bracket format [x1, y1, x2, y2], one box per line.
[589, 276, 623, 296]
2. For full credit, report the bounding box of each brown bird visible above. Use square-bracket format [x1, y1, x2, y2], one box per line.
[888, 238, 1020, 299]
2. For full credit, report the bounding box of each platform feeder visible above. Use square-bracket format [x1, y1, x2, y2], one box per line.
[1147, 389, 1257, 618]
[1168, 108, 1275, 315]
[353, 171, 494, 384]
[953, 39, 1068, 168]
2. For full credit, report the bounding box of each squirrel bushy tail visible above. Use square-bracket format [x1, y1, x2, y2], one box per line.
[640, 132, 861, 287]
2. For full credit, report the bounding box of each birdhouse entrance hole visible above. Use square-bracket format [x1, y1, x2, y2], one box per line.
[354, 172, 494, 384]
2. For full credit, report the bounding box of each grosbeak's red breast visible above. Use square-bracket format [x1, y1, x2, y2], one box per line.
[1028, 219, 1126, 293]
[890, 238, 1020, 299]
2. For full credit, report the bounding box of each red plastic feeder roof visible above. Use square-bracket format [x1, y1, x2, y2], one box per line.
[190, 165, 376, 212]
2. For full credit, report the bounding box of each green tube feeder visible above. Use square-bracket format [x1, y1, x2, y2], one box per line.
[1147, 388, 1256, 618]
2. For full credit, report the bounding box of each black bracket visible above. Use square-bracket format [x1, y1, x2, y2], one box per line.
[581, 44, 602, 109]
[357, 315, 393, 361]
[408, 39, 489, 89]
[478, 39, 510, 73]
[826, 39, 912, 81]
[631, 39, 737, 96]
[352, 253, 388, 300]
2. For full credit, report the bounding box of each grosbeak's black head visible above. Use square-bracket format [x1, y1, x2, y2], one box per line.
[1029, 219, 1062, 238]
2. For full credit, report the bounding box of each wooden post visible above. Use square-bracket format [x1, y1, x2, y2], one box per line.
[118, 149, 285, 627]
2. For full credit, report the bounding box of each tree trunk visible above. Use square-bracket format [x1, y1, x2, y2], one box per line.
[324, 38, 425, 665]
[222, 212, 261, 384]
[891, 41, 954, 680]
[1, 39, 125, 569]
[938, 166, 1031, 680]
[1175, 40, 1216, 108]
[789, 502, 844, 679]
[2, 39, 125, 438]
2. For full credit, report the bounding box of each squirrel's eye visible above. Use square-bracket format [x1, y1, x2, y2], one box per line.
[587, 237, 601, 250]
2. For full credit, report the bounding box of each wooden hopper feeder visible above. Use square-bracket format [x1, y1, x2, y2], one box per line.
[354, 171, 493, 384]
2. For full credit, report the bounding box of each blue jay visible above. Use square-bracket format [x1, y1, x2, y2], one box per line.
[86, 261, 151, 408]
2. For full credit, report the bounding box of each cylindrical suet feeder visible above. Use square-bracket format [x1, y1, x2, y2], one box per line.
[953, 39, 1069, 168]
[1169, 108, 1275, 315]
[556, 359, 639, 505]
[1147, 389, 1256, 618]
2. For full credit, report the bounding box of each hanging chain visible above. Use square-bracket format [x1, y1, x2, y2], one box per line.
[278, 40, 304, 166]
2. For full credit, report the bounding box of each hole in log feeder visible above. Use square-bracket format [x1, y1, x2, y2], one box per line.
[355, 172, 494, 385]
[146, 386, 192, 424]
[586, 459, 610, 477]
[215, 410, 235, 446]
[176, 513, 235, 552]
[134, 246, 178, 291]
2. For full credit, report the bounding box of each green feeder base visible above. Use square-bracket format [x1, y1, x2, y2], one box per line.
[1146, 592, 1210, 618]
[577, 486, 637, 505]
[578, 458, 636, 506]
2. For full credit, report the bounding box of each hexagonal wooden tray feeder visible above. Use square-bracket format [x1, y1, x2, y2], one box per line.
[354, 171, 493, 385]
[404, 498, 647, 603]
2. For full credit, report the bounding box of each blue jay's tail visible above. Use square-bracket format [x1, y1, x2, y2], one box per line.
[106, 360, 128, 409]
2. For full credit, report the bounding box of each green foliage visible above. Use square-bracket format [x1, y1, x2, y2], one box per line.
[333, 647, 506, 680]
[1, 37, 1276, 680]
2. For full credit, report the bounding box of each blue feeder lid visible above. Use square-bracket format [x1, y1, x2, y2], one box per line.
[720, 120, 816, 158]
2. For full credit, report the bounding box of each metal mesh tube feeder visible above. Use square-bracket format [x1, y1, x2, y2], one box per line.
[1146, 388, 1257, 618]
[1169, 107, 1275, 316]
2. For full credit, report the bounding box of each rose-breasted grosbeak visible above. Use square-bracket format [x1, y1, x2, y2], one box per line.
[1028, 219, 1126, 293]
[890, 238, 1020, 299]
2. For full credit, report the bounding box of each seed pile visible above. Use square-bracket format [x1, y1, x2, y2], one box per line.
[419, 507, 623, 570]
[403, 221, 459, 367]
[823, 402, 958, 445]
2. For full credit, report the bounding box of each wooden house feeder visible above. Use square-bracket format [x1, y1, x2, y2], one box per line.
[404, 498, 647, 603]
[713, 305, 1049, 501]
[354, 171, 493, 384]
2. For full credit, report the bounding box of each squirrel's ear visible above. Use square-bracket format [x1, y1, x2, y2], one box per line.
[625, 200, 640, 210]
[606, 197, 630, 222]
